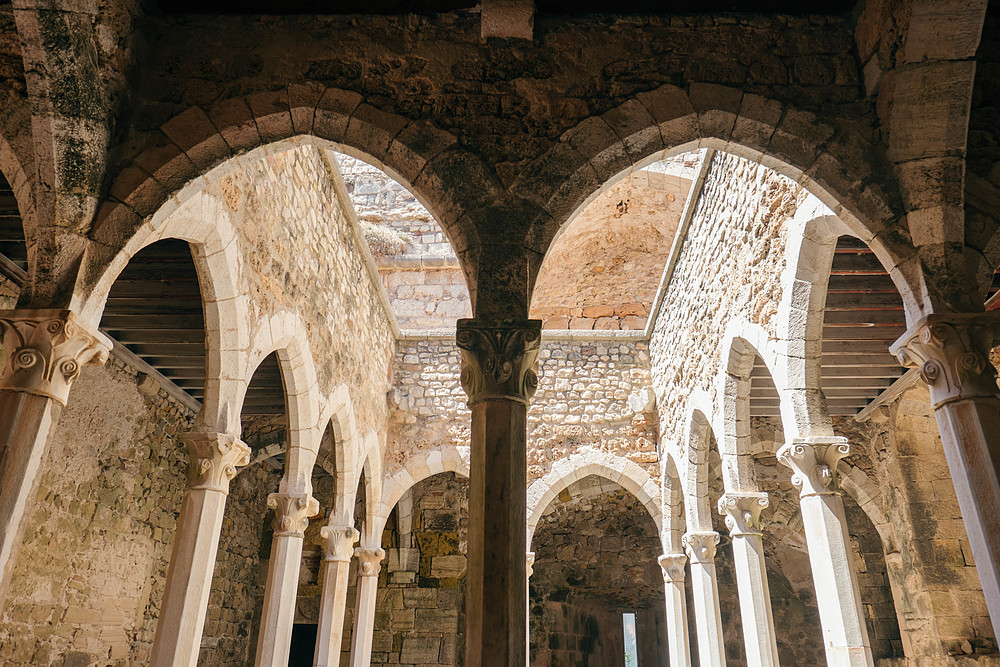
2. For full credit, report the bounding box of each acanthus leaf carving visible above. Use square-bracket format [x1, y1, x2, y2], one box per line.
[890, 313, 1000, 409]
[183, 431, 251, 493]
[718, 492, 769, 536]
[777, 437, 850, 499]
[268, 492, 319, 537]
[456, 318, 541, 405]
[0, 309, 112, 405]
[526, 552, 536, 579]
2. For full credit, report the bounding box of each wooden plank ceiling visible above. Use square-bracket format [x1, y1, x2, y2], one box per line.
[750, 236, 907, 417]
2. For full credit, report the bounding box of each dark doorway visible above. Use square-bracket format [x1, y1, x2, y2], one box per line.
[288, 624, 318, 666]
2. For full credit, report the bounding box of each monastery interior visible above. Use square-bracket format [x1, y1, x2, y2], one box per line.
[0, 0, 999, 666]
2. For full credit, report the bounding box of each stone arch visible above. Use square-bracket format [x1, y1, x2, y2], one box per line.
[373, 445, 471, 536]
[315, 384, 363, 524]
[661, 451, 685, 554]
[245, 310, 321, 495]
[840, 462, 896, 553]
[525, 449, 663, 550]
[90, 91, 497, 282]
[513, 84, 927, 320]
[776, 209, 854, 438]
[684, 392, 717, 532]
[718, 326, 778, 494]
[0, 90, 35, 232]
[72, 191, 246, 433]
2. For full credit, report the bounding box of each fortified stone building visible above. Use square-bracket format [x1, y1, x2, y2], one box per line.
[0, 1, 997, 666]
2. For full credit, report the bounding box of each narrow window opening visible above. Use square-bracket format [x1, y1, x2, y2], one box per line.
[623, 612, 638, 667]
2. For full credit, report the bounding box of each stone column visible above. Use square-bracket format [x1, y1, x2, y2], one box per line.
[682, 531, 726, 667]
[314, 525, 359, 667]
[349, 546, 385, 667]
[151, 431, 251, 666]
[0, 310, 110, 608]
[457, 318, 541, 667]
[255, 492, 320, 667]
[891, 313, 1000, 639]
[718, 492, 779, 667]
[658, 553, 692, 667]
[526, 551, 535, 665]
[777, 438, 874, 667]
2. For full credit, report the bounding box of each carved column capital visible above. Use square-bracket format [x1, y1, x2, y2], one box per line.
[718, 492, 770, 536]
[320, 525, 359, 562]
[456, 318, 542, 405]
[355, 547, 386, 577]
[268, 493, 319, 537]
[777, 437, 850, 499]
[658, 553, 687, 583]
[0, 309, 111, 405]
[682, 531, 720, 564]
[890, 313, 1000, 408]
[526, 552, 536, 579]
[182, 431, 250, 493]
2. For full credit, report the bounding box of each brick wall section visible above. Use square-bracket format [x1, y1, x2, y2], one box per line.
[531, 155, 697, 331]
[388, 335, 657, 481]
[0, 359, 193, 666]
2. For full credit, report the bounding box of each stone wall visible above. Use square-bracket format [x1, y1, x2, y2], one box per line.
[208, 142, 396, 433]
[0, 358, 193, 666]
[649, 151, 805, 446]
[335, 152, 471, 331]
[372, 472, 467, 666]
[389, 335, 657, 481]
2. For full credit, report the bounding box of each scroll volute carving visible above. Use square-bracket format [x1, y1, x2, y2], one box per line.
[268, 493, 320, 537]
[355, 547, 386, 576]
[456, 319, 542, 405]
[0, 310, 111, 405]
[183, 431, 251, 493]
[891, 314, 1000, 408]
[718, 492, 769, 536]
[777, 438, 850, 499]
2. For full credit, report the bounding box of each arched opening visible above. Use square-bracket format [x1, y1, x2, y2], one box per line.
[369, 471, 468, 666]
[99, 239, 207, 407]
[0, 170, 25, 300]
[529, 474, 665, 666]
[200, 350, 289, 663]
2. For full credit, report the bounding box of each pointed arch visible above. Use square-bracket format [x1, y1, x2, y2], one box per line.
[526, 449, 662, 550]
[373, 445, 472, 537]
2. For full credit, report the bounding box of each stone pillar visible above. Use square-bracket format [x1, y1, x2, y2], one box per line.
[314, 525, 359, 667]
[682, 531, 726, 667]
[0, 310, 110, 608]
[457, 318, 541, 667]
[151, 431, 251, 666]
[255, 492, 320, 667]
[349, 546, 385, 667]
[718, 492, 779, 667]
[891, 313, 1000, 639]
[777, 438, 874, 667]
[658, 553, 692, 667]
[526, 551, 535, 665]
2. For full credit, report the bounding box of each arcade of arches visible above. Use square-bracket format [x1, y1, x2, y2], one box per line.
[0, 1, 1000, 666]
